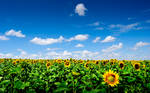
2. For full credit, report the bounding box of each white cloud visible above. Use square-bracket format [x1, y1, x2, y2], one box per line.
[133, 41, 150, 50]
[101, 36, 116, 43]
[146, 20, 150, 23]
[66, 34, 88, 42]
[93, 37, 101, 43]
[46, 50, 72, 59]
[73, 50, 99, 58]
[30, 36, 64, 45]
[17, 49, 27, 56]
[102, 52, 120, 58]
[46, 48, 60, 51]
[0, 36, 9, 40]
[62, 50, 72, 56]
[0, 53, 13, 58]
[95, 27, 104, 30]
[128, 17, 135, 20]
[109, 23, 140, 32]
[5, 29, 26, 38]
[75, 3, 87, 16]
[88, 21, 100, 26]
[46, 51, 60, 56]
[102, 43, 123, 53]
[75, 44, 84, 47]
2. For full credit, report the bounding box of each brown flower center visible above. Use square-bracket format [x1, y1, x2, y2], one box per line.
[135, 64, 139, 69]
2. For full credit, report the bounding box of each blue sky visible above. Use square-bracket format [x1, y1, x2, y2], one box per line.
[0, 0, 150, 60]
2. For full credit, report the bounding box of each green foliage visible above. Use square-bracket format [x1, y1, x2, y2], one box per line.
[0, 58, 150, 93]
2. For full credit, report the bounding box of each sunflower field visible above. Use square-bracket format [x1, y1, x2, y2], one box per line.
[0, 58, 150, 93]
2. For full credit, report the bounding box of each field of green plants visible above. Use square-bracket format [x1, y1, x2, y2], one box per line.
[0, 58, 150, 93]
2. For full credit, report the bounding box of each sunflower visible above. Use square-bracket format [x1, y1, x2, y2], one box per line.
[46, 62, 51, 69]
[103, 70, 119, 87]
[64, 61, 70, 68]
[12, 61, 17, 65]
[95, 60, 99, 65]
[133, 62, 140, 70]
[63, 59, 68, 63]
[73, 59, 77, 63]
[72, 71, 80, 76]
[56, 59, 62, 64]
[84, 62, 90, 69]
[119, 61, 124, 69]
[79, 59, 84, 64]
[103, 60, 108, 65]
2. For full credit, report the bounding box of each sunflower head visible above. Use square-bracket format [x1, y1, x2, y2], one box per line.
[79, 60, 84, 64]
[46, 62, 51, 69]
[119, 61, 124, 69]
[63, 59, 68, 63]
[103, 60, 108, 65]
[64, 61, 71, 68]
[95, 60, 99, 65]
[12, 61, 17, 65]
[73, 59, 77, 63]
[133, 63, 140, 70]
[103, 70, 119, 87]
[56, 59, 62, 64]
[84, 62, 90, 69]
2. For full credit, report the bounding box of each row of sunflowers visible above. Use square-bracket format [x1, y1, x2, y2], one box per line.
[0, 58, 150, 93]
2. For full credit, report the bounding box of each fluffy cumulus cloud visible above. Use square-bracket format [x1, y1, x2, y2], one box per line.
[75, 44, 84, 48]
[133, 41, 150, 50]
[30, 36, 64, 45]
[66, 34, 89, 42]
[75, 3, 87, 16]
[0, 36, 9, 40]
[5, 29, 26, 38]
[109, 23, 142, 32]
[102, 43, 123, 53]
[101, 36, 116, 43]
[93, 37, 101, 43]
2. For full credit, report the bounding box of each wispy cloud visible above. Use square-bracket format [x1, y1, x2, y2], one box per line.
[95, 27, 104, 30]
[109, 23, 141, 32]
[146, 20, 150, 23]
[102, 43, 123, 53]
[0, 36, 9, 40]
[88, 21, 100, 26]
[75, 44, 84, 48]
[93, 37, 101, 43]
[128, 17, 135, 20]
[0, 53, 13, 58]
[46, 48, 61, 51]
[133, 41, 150, 50]
[17, 49, 27, 56]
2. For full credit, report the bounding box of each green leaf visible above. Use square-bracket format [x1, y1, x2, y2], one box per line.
[0, 80, 10, 85]
[0, 77, 2, 81]
[14, 81, 30, 89]
[127, 77, 136, 83]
